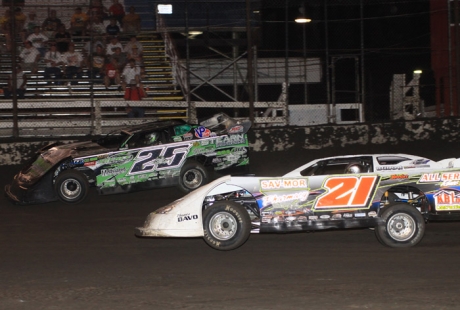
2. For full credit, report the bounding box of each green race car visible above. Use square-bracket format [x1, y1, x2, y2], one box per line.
[5, 113, 251, 204]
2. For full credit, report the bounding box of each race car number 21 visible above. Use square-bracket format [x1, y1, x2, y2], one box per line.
[129, 144, 192, 175]
[314, 175, 379, 209]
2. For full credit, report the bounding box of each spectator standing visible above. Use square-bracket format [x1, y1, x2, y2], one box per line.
[4, 65, 27, 99]
[105, 18, 120, 37]
[41, 10, 61, 39]
[106, 35, 123, 56]
[54, 24, 72, 53]
[70, 7, 88, 38]
[121, 58, 145, 98]
[122, 6, 141, 34]
[43, 43, 63, 84]
[109, 0, 125, 27]
[19, 40, 40, 74]
[27, 26, 49, 57]
[104, 57, 120, 89]
[62, 42, 84, 85]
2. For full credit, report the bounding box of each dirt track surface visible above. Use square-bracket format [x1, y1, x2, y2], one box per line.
[2, 164, 460, 310]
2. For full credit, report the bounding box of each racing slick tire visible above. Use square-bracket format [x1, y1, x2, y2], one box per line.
[375, 204, 425, 248]
[203, 201, 251, 251]
[177, 161, 209, 193]
[55, 170, 90, 204]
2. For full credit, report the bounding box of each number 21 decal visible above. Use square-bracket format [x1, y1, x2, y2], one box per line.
[314, 175, 379, 210]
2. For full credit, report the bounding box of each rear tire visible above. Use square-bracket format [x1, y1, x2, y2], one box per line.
[375, 204, 425, 248]
[177, 161, 209, 193]
[203, 201, 251, 251]
[55, 170, 89, 204]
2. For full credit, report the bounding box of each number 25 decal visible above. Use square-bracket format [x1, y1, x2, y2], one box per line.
[314, 175, 379, 209]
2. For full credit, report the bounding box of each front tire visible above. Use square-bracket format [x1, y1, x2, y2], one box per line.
[177, 161, 209, 193]
[203, 201, 251, 251]
[55, 170, 89, 204]
[375, 204, 425, 248]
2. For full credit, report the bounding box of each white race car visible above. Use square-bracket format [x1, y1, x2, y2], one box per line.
[135, 154, 460, 250]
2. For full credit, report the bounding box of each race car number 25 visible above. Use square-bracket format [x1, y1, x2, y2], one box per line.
[129, 144, 192, 175]
[314, 175, 379, 210]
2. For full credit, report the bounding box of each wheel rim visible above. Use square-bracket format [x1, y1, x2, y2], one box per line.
[60, 178, 82, 200]
[182, 169, 203, 189]
[208, 212, 238, 241]
[387, 212, 416, 242]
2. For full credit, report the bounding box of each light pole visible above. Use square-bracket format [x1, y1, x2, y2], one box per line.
[295, 3, 311, 104]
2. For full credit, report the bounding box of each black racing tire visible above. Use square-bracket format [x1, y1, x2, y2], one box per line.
[375, 204, 425, 248]
[177, 161, 209, 193]
[55, 170, 89, 204]
[203, 201, 251, 251]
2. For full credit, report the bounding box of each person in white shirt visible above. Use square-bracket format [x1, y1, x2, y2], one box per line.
[121, 58, 145, 98]
[62, 42, 84, 84]
[43, 43, 63, 84]
[26, 26, 49, 57]
[123, 35, 143, 54]
[106, 36, 123, 56]
[19, 40, 41, 74]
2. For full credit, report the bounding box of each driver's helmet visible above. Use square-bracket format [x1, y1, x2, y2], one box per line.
[146, 132, 157, 145]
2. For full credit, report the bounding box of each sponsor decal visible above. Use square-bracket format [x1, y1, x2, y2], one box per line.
[84, 161, 96, 166]
[228, 125, 244, 134]
[368, 211, 377, 217]
[101, 167, 126, 177]
[377, 166, 403, 171]
[419, 172, 460, 183]
[215, 134, 246, 147]
[194, 126, 211, 138]
[390, 174, 409, 180]
[343, 213, 353, 218]
[320, 215, 330, 219]
[262, 192, 309, 205]
[183, 133, 193, 140]
[434, 190, 460, 211]
[177, 213, 199, 222]
[98, 154, 133, 166]
[314, 175, 379, 210]
[260, 178, 308, 190]
[332, 214, 342, 219]
[309, 216, 318, 220]
[354, 213, 366, 217]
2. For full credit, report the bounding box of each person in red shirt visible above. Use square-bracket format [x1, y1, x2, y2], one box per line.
[109, 0, 125, 27]
[104, 57, 120, 89]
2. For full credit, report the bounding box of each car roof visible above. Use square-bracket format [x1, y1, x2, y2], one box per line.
[120, 119, 188, 135]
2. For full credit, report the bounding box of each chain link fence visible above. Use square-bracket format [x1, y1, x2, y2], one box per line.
[0, 0, 451, 137]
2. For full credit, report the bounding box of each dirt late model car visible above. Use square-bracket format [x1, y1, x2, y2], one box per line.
[5, 113, 251, 205]
[135, 153, 460, 250]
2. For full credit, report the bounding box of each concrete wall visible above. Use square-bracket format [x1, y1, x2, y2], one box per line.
[1, 118, 459, 174]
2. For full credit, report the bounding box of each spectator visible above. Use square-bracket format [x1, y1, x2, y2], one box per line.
[41, 10, 61, 39]
[124, 35, 143, 54]
[70, 7, 88, 38]
[62, 42, 84, 85]
[122, 6, 141, 34]
[109, 0, 125, 27]
[88, 44, 106, 79]
[26, 26, 48, 57]
[4, 65, 27, 99]
[83, 36, 105, 55]
[105, 17, 120, 37]
[21, 12, 39, 41]
[106, 35, 123, 55]
[121, 58, 144, 96]
[43, 43, 63, 84]
[87, 0, 108, 22]
[127, 46, 144, 75]
[0, 9, 11, 51]
[87, 16, 106, 36]
[110, 47, 127, 71]
[19, 40, 40, 74]
[126, 104, 145, 117]
[54, 24, 72, 53]
[104, 57, 120, 89]
[14, 8, 27, 35]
